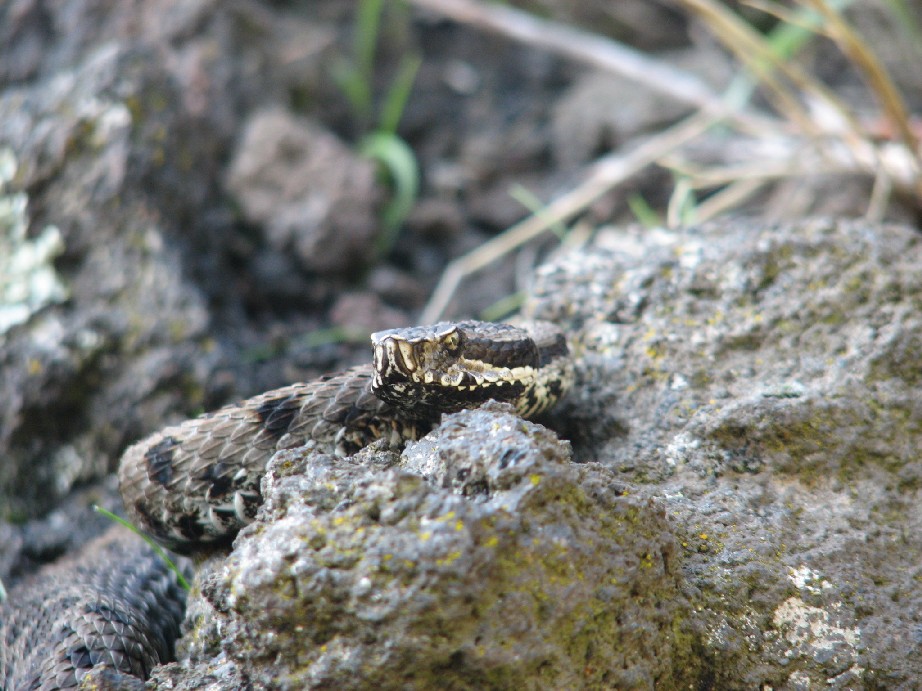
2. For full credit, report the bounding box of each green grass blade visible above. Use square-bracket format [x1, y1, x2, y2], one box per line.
[360, 132, 419, 254]
[332, 59, 372, 124]
[724, 0, 853, 108]
[379, 54, 421, 135]
[94, 505, 191, 591]
[481, 291, 525, 323]
[627, 193, 663, 227]
[356, 0, 384, 86]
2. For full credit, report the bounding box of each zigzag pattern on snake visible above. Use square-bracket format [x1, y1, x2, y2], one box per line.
[1, 320, 572, 690]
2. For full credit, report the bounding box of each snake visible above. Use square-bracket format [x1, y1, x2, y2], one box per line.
[1, 320, 572, 689]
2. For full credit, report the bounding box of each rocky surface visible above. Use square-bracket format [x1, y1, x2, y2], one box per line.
[0, 1, 382, 531]
[135, 216, 922, 689]
[154, 402, 684, 689]
[524, 217, 922, 688]
[225, 108, 382, 276]
[0, 0, 589, 530]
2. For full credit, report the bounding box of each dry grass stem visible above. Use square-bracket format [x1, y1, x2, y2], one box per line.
[742, 0, 827, 34]
[692, 178, 768, 221]
[412, 0, 921, 320]
[741, 0, 915, 177]
[678, 0, 822, 135]
[666, 177, 696, 227]
[680, 0, 921, 198]
[802, 0, 919, 156]
[663, 157, 810, 187]
[420, 112, 722, 322]
[866, 165, 893, 221]
[408, 0, 766, 126]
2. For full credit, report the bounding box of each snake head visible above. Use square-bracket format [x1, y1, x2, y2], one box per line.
[370, 321, 542, 419]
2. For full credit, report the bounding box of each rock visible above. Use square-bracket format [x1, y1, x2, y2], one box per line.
[0, 0, 352, 525]
[3, 0, 920, 686]
[524, 217, 922, 687]
[0, 43, 215, 520]
[225, 108, 383, 275]
[549, 46, 731, 168]
[170, 402, 684, 689]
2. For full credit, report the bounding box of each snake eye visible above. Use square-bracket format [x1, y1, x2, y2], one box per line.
[443, 330, 460, 350]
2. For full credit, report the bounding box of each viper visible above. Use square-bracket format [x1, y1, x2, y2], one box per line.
[1, 320, 572, 689]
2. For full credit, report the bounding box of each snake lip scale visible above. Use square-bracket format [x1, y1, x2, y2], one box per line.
[1, 320, 572, 690]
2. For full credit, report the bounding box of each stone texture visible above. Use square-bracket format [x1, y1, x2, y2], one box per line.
[524, 217, 922, 688]
[164, 402, 684, 689]
[0, 43, 215, 520]
[3, 0, 921, 687]
[225, 108, 382, 275]
[0, 0, 352, 528]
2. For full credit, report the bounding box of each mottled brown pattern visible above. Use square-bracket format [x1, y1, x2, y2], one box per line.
[118, 367, 400, 553]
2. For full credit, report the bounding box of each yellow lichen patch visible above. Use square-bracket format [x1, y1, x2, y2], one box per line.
[435, 551, 463, 567]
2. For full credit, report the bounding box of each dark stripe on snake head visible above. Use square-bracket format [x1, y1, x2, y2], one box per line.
[145, 436, 180, 486]
[255, 395, 300, 438]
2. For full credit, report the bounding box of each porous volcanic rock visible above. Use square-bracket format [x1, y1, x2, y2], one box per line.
[162, 402, 684, 690]
[524, 217, 922, 688]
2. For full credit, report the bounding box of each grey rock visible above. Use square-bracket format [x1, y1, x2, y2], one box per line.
[156, 217, 922, 689]
[169, 402, 683, 689]
[524, 217, 922, 688]
[549, 46, 732, 168]
[0, 1, 348, 525]
[225, 108, 383, 275]
[3, 1, 920, 687]
[0, 43, 215, 520]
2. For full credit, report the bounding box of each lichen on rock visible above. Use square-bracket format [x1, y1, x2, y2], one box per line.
[0, 148, 67, 339]
[524, 218, 922, 688]
[167, 403, 685, 690]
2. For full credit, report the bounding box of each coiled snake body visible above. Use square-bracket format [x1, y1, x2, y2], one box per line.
[1, 321, 572, 689]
